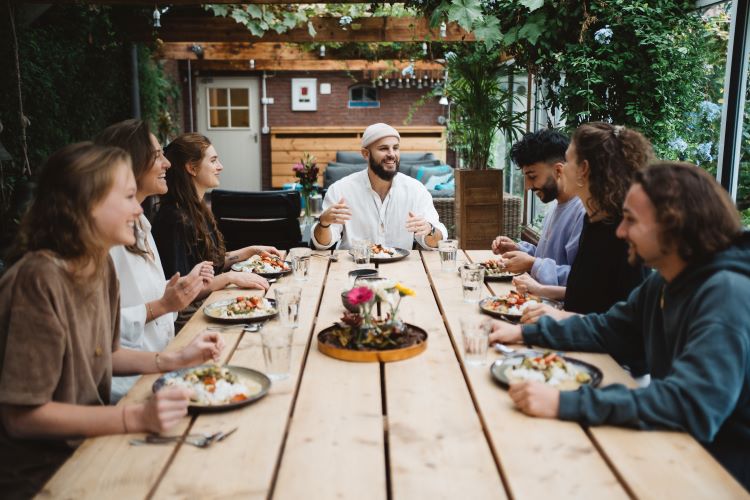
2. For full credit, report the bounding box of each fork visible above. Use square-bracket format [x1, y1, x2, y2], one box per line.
[312, 253, 339, 262]
[129, 431, 222, 448]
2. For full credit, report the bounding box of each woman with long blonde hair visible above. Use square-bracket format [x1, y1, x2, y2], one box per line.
[0, 143, 224, 498]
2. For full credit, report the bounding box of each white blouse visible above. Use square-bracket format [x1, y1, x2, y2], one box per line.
[311, 170, 447, 251]
[109, 214, 176, 402]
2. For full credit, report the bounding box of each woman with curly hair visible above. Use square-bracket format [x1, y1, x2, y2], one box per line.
[95, 120, 215, 402]
[0, 143, 224, 499]
[515, 122, 651, 321]
[152, 133, 278, 328]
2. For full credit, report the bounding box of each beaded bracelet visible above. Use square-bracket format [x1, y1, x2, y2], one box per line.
[146, 302, 155, 322]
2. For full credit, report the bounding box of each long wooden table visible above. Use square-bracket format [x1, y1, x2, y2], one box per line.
[40, 250, 748, 499]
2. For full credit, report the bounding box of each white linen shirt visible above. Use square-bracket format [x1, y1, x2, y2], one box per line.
[109, 214, 176, 402]
[311, 169, 447, 250]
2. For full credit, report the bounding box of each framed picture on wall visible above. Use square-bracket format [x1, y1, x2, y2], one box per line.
[291, 78, 317, 111]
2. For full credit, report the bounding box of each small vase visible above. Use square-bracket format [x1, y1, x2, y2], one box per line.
[302, 192, 314, 228]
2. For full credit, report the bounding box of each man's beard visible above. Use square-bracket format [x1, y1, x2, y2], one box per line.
[369, 155, 399, 181]
[626, 242, 645, 267]
[533, 175, 559, 203]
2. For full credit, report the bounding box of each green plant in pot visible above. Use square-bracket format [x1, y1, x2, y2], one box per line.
[443, 43, 525, 248]
[444, 43, 525, 170]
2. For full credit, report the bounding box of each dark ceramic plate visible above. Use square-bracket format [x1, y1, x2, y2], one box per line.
[203, 298, 278, 323]
[231, 259, 292, 279]
[370, 247, 410, 263]
[490, 354, 603, 390]
[152, 365, 271, 413]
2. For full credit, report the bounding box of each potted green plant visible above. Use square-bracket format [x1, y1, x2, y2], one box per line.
[444, 43, 525, 248]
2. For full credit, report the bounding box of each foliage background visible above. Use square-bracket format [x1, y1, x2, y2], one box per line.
[0, 4, 180, 251]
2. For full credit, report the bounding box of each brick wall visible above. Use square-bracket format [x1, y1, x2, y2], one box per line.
[265, 72, 443, 127]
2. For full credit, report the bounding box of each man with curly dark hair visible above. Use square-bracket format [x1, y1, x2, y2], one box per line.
[489, 161, 750, 492]
[492, 129, 585, 286]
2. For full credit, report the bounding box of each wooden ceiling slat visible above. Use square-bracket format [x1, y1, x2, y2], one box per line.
[128, 15, 474, 42]
[38, 0, 373, 4]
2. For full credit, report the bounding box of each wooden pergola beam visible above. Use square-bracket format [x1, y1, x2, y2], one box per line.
[190, 59, 446, 72]
[38, 0, 372, 3]
[129, 15, 475, 43]
[157, 42, 447, 63]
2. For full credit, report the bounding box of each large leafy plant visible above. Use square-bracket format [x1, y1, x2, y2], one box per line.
[444, 43, 525, 169]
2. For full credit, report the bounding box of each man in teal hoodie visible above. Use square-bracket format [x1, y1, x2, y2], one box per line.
[489, 161, 750, 490]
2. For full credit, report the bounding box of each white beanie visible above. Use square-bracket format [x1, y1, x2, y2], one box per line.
[361, 123, 400, 148]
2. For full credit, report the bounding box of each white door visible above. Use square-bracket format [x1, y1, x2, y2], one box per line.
[196, 77, 261, 191]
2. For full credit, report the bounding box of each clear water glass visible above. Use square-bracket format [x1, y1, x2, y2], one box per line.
[460, 263, 485, 303]
[261, 326, 294, 380]
[460, 316, 490, 366]
[351, 239, 371, 267]
[274, 286, 302, 328]
[438, 239, 458, 271]
[289, 247, 311, 281]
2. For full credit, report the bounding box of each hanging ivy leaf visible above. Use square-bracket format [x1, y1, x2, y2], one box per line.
[519, 0, 544, 12]
[207, 5, 230, 17]
[246, 4, 263, 19]
[472, 16, 502, 46]
[447, 0, 483, 31]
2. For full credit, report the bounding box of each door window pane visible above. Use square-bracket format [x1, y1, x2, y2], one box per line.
[209, 88, 228, 107]
[210, 109, 228, 128]
[230, 88, 249, 107]
[231, 109, 250, 128]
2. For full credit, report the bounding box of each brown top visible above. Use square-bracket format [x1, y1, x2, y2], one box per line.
[0, 251, 120, 499]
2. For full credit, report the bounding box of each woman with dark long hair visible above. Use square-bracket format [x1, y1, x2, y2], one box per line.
[95, 120, 214, 402]
[153, 133, 277, 297]
[515, 122, 652, 321]
[0, 143, 224, 499]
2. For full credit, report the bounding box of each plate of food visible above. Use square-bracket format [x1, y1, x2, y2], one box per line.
[231, 254, 291, 279]
[203, 296, 278, 323]
[153, 365, 271, 412]
[480, 259, 520, 281]
[479, 291, 540, 322]
[490, 351, 602, 391]
[369, 244, 410, 263]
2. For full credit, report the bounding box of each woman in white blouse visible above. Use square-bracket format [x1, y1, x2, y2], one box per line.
[95, 120, 213, 402]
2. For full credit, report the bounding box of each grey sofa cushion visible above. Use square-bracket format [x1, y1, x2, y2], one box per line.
[336, 151, 437, 163]
[324, 163, 367, 187]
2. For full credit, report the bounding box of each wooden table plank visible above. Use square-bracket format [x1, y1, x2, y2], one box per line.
[151, 255, 330, 499]
[38, 318, 245, 500]
[428, 250, 629, 499]
[378, 251, 507, 499]
[466, 250, 749, 499]
[272, 251, 386, 500]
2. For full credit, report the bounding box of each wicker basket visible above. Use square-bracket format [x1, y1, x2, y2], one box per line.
[432, 194, 522, 242]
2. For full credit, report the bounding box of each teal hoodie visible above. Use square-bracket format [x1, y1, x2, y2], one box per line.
[522, 232, 750, 490]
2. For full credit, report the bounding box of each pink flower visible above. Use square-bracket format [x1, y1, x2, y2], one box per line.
[292, 163, 304, 173]
[347, 286, 374, 306]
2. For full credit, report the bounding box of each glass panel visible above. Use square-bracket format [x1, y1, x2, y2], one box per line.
[230, 109, 250, 128]
[209, 108, 228, 128]
[230, 88, 249, 107]
[351, 87, 363, 101]
[740, 51, 750, 221]
[208, 88, 228, 107]
[364, 87, 377, 101]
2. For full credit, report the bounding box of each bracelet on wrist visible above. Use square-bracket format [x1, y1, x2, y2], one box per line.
[146, 302, 155, 322]
[121, 406, 129, 434]
[318, 221, 331, 228]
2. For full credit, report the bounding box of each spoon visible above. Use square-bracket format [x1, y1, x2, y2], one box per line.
[494, 343, 516, 355]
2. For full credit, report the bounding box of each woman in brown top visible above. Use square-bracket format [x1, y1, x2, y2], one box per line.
[0, 143, 225, 499]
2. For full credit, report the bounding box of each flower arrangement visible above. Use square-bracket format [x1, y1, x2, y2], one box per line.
[292, 152, 319, 198]
[334, 281, 417, 350]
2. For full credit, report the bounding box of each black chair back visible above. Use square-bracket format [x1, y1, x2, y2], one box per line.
[210, 189, 304, 250]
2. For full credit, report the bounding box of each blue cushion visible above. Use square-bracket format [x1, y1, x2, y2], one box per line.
[424, 172, 453, 190]
[414, 165, 453, 184]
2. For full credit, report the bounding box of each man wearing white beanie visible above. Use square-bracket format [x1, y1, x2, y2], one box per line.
[312, 123, 446, 250]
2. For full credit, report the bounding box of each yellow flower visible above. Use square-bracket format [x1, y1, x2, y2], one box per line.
[395, 283, 415, 297]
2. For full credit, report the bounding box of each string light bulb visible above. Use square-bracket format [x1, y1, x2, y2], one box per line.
[422, 42, 428, 57]
[319, 45, 326, 58]
[153, 7, 161, 28]
[439, 22, 447, 39]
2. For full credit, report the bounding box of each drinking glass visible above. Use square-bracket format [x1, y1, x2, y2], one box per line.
[261, 326, 294, 380]
[289, 247, 311, 282]
[351, 239, 371, 268]
[274, 286, 302, 328]
[459, 316, 490, 366]
[438, 239, 458, 271]
[460, 263, 485, 303]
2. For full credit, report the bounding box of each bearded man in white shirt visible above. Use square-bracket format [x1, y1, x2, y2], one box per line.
[312, 123, 447, 250]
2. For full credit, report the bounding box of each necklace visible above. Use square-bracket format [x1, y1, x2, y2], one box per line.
[660, 285, 665, 309]
[370, 193, 391, 233]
